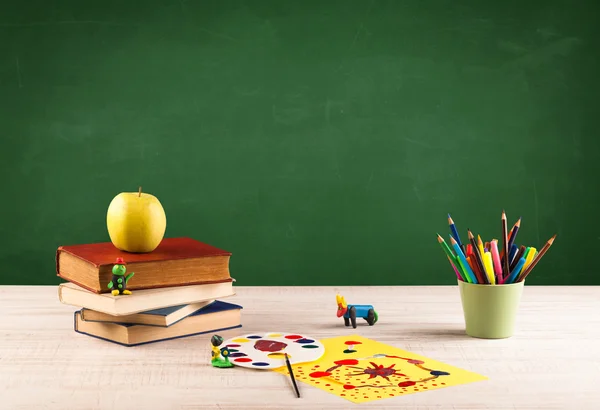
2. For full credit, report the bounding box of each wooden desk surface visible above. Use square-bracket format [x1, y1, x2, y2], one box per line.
[0, 285, 598, 409]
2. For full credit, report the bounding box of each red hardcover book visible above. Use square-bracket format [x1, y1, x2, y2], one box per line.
[57, 237, 233, 294]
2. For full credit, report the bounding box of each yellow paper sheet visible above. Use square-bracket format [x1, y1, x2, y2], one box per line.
[273, 335, 487, 404]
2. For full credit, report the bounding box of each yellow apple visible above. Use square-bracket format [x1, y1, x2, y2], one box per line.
[106, 187, 167, 253]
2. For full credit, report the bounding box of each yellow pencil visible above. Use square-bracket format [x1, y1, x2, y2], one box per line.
[523, 247, 537, 271]
[483, 252, 495, 284]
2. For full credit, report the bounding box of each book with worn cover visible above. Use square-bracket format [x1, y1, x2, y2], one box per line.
[74, 300, 243, 346]
[56, 237, 232, 293]
[80, 300, 216, 327]
[59, 281, 235, 316]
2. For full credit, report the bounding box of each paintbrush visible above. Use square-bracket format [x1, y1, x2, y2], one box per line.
[284, 353, 300, 398]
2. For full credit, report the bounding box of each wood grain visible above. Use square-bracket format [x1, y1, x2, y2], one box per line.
[0, 285, 598, 409]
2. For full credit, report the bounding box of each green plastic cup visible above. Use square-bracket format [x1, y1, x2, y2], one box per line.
[458, 280, 524, 339]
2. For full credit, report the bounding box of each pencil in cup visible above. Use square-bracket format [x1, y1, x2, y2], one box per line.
[517, 235, 556, 282]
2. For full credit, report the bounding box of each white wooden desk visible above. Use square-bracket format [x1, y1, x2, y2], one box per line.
[1, 286, 598, 409]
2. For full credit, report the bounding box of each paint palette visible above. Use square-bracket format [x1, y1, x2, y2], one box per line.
[221, 332, 325, 369]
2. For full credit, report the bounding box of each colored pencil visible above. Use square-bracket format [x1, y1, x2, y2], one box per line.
[518, 235, 557, 282]
[508, 244, 518, 265]
[437, 234, 463, 281]
[509, 245, 526, 272]
[503, 257, 526, 284]
[284, 353, 300, 398]
[467, 230, 488, 284]
[448, 256, 463, 281]
[501, 211, 510, 282]
[500, 219, 518, 260]
[448, 214, 463, 249]
[490, 239, 503, 281]
[466, 244, 473, 258]
[466, 255, 482, 283]
[450, 236, 477, 283]
[507, 217, 521, 253]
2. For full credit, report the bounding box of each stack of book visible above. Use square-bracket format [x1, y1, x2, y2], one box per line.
[56, 237, 242, 346]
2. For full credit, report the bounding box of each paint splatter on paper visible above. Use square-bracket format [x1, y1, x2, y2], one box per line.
[273, 335, 487, 404]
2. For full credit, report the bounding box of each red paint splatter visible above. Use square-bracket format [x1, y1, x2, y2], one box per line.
[344, 340, 362, 345]
[423, 387, 428, 389]
[233, 358, 252, 363]
[309, 371, 332, 378]
[389, 394, 395, 397]
[432, 384, 437, 386]
[314, 365, 320, 368]
[343, 384, 356, 390]
[441, 383, 446, 385]
[334, 359, 359, 366]
[226, 344, 241, 348]
[398, 381, 416, 387]
[325, 384, 330, 387]
[284, 335, 303, 339]
[340, 394, 345, 396]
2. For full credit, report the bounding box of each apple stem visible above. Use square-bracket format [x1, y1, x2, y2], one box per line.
[138, 186, 142, 197]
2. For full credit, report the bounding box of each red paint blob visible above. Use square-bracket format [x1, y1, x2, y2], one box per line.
[325, 384, 330, 387]
[344, 340, 362, 345]
[343, 384, 355, 390]
[254, 340, 287, 352]
[309, 371, 332, 378]
[398, 381, 416, 387]
[284, 335, 303, 339]
[233, 358, 253, 363]
[334, 359, 359, 366]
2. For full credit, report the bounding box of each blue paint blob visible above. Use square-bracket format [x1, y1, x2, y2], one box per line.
[229, 352, 246, 357]
[295, 338, 315, 344]
[430, 370, 450, 376]
[251, 362, 270, 366]
[301, 345, 319, 349]
[247, 335, 262, 339]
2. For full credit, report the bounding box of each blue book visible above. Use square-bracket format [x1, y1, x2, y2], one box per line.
[74, 300, 242, 346]
[80, 300, 216, 327]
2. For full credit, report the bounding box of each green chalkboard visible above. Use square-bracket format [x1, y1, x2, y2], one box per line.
[1, 0, 598, 286]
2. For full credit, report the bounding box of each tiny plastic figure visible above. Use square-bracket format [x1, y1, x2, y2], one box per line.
[211, 334, 233, 368]
[107, 258, 135, 296]
[336, 294, 378, 328]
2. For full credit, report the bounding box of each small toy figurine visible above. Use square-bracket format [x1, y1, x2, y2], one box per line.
[210, 334, 233, 368]
[336, 294, 378, 328]
[107, 258, 135, 296]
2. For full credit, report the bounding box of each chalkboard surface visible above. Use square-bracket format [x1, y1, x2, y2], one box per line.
[1, 0, 598, 285]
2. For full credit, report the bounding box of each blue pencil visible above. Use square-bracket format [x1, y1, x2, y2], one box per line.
[448, 214, 463, 250]
[508, 244, 518, 265]
[504, 257, 526, 284]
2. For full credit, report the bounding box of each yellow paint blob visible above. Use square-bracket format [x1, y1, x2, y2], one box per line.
[267, 333, 282, 337]
[267, 353, 291, 359]
[231, 338, 250, 343]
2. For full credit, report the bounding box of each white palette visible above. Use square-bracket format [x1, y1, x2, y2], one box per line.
[221, 332, 325, 369]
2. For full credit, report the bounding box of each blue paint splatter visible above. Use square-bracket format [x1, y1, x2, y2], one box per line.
[430, 370, 450, 376]
[295, 338, 314, 344]
[252, 362, 270, 366]
[247, 335, 262, 339]
[301, 345, 319, 349]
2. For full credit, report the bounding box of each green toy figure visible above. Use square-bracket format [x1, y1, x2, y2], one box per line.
[107, 258, 134, 296]
[211, 335, 233, 368]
